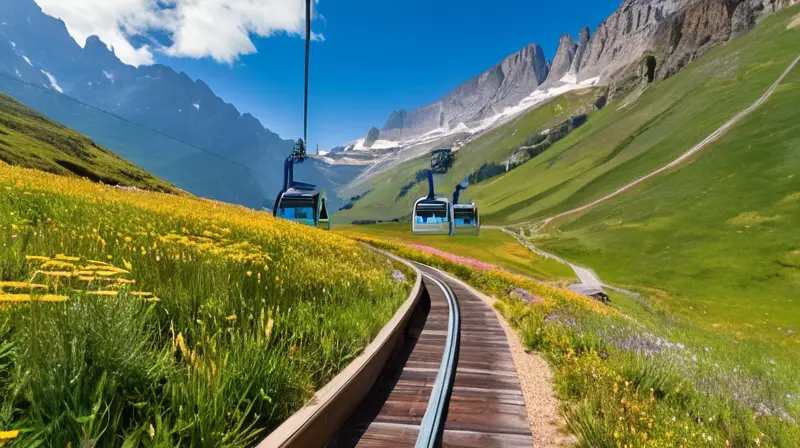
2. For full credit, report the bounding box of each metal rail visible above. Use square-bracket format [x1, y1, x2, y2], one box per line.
[415, 272, 460, 447]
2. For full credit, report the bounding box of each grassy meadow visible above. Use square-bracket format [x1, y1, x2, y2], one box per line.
[0, 162, 411, 446]
[336, 223, 574, 282]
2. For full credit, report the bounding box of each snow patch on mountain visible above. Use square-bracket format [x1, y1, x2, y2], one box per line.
[40, 70, 63, 93]
[22, 55, 32, 66]
[334, 75, 600, 191]
[351, 138, 400, 151]
[193, 103, 200, 110]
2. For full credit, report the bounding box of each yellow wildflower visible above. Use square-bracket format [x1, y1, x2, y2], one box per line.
[87, 291, 119, 297]
[0, 281, 47, 290]
[40, 260, 77, 271]
[227, 315, 237, 321]
[35, 270, 74, 278]
[24, 255, 50, 262]
[0, 294, 67, 303]
[0, 430, 19, 440]
[55, 254, 81, 262]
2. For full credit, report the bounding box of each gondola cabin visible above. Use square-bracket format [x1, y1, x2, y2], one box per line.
[453, 203, 480, 235]
[275, 187, 330, 230]
[412, 196, 454, 235]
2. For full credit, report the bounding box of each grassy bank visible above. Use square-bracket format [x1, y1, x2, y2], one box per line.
[346, 234, 800, 447]
[0, 163, 411, 446]
[335, 223, 574, 282]
[0, 93, 177, 193]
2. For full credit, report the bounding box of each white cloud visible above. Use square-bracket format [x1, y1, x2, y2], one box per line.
[34, 0, 323, 66]
[34, 0, 159, 66]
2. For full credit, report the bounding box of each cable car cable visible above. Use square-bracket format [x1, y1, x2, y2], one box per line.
[304, 0, 311, 145]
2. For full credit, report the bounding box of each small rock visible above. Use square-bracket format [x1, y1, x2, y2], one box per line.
[509, 288, 543, 304]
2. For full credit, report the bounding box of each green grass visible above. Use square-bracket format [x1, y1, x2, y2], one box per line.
[0, 164, 411, 446]
[336, 88, 600, 222]
[0, 93, 177, 193]
[531, 54, 800, 392]
[336, 223, 575, 282]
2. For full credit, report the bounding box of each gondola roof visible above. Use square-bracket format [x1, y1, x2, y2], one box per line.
[282, 187, 322, 198]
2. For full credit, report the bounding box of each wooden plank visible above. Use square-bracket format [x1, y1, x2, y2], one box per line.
[329, 280, 449, 447]
[329, 266, 533, 448]
[437, 273, 534, 447]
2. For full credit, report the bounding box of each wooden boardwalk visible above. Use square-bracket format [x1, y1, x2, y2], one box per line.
[328, 265, 532, 447]
[441, 276, 532, 447]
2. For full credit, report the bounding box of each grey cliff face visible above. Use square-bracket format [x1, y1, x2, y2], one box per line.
[544, 34, 578, 86]
[569, 26, 592, 76]
[577, 0, 793, 85]
[364, 127, 380, 147]
[577, 0, 685, 82]
[380, 43, 550, 141]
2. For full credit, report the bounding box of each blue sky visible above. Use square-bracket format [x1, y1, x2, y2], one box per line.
[41, 0, 622, 149]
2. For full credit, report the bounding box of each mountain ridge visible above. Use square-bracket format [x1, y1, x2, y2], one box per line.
[379, 43, 551, 142]
[0, 0, 351, 209]
[335, 0, 795, 159]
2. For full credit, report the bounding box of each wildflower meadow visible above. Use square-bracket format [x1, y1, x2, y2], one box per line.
[0, 162, 411, 446]
[347, 234, 800, 447]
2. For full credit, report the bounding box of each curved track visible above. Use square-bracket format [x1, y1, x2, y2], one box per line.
[329, 263, 532, 448]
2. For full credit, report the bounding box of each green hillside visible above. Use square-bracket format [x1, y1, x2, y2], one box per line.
[471, 6, 800, 225]
[0, 93, 177, 193]
[536, 52, 800, 349]
[336, 88, 601, 222]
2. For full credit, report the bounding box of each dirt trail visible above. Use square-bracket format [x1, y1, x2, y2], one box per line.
[533, 55, 800, 228]
[789, 13, 800, 30]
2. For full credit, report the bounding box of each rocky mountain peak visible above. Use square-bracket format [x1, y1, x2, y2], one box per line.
[543, 34, 578, 86]
[380, 43, 550, 141]
[569, 27, 592, 76]
[364, 127, 380, 147]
